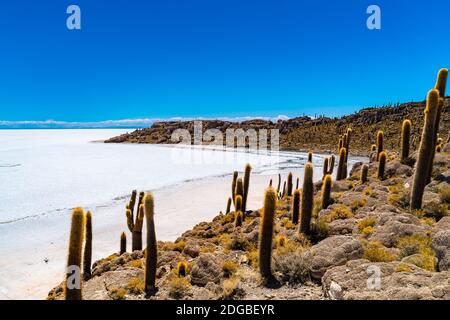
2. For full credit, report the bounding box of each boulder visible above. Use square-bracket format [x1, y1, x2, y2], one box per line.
[190, 253, 222, 286]
[309, 235, 364, 280]
[182, 240, 201, 258]
[432, 230, 450, 272]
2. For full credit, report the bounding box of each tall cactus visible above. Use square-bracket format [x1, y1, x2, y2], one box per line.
[235, 178, 244, 210]
[287, 172, 293, 196]
[411, 89, 440, 209]
[400, 119, 412, 164]
[231, 171, 238, 206]
[321, 174, 332, 209]
[65, 208, 85, 300]
[307, 151, 313, 163]
[83, 211, 92, 281]
[328, 155, 335, 175]
[120, 232, 127, 255]
[226, 197, 232, 214]
[323, 157, 329, 179]
[296, 177, 299, 190]
[144, 193, 157, 295]
[426, 68, 448, 183]
[300, 163, 314, 235]
[361, 164, 369, 183]
[344, 128, 352, 163]
[258, 187, 277, 281]
[126, 200, 144, 251]
[242, 164, 252, 212]
[292, 189, 300, 224]
[277, 173, 281, 193]
[376, 130, 384, 161]
[378, 151, 387, 180]
[336, 147, 347, 181]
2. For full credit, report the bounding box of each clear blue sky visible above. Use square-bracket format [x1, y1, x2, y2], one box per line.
[0, 0, 448, 122]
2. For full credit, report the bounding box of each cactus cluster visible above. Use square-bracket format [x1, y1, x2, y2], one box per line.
[322, 155, 335, 179]
[65, 208, 94, 300]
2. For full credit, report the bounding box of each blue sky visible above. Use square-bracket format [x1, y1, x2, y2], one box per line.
[0, 0, 448, 124]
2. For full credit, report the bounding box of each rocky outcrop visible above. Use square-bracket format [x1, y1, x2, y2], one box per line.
[309, 236, 364, 280]
[322, 259, 450, 300]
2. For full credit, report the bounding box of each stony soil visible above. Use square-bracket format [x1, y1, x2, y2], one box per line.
[48, 143, 450, 300]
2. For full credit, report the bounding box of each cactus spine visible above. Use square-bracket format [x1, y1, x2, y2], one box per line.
[65, 208, 85, 300]
[83, 211, 92, 281]
[410, 89, 440, 209]
[120, 232, 127, 255]
[376, 130, 384, 161]
[242, 164, 252, 212]
[144, 193, 157, 295]
[378, 151, 387, 180]
[361, 164, 369, 183]
[400, 119, 412, 164]
[321, 174, 332, 209]
[287, 172, 293, 196]
[336, 147, 347, 180]
[258, 187, 277, 281]
[299, 163, 314, 235]
[292, 189, 300, 224]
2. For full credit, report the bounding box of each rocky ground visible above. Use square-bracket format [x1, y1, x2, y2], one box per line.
[48, 142, 450, 300]
[104, 98, 449, 156]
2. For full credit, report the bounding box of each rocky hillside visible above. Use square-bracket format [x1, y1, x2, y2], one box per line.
[105, 98, 450, 156]
[48, 143, 450, 300]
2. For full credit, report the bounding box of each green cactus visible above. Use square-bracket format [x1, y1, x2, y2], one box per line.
[120, 232, 127, 255]
[235, 211, 244, 227]
[299, 162, 314, 235]
[83, 211, 92, 281]
[65, 208, 85, 300]
[231, 171, 238, 206]
[287, 172, 293, 196]
[144, 193, 157, 295]
[321, 174, 332, 209]
[336, 147, 347, 181]
[376, 130, 384, 161]
[378, 151, 387, 180]
[361, 164, 369, 183]
[226, 197, 232, 214]
[242, 164, 252, 212]
[258, 187, 277, 281]
[292, 189, 300, 224]
[400, 119, 412, 164]
[411, 89, 440, 209]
